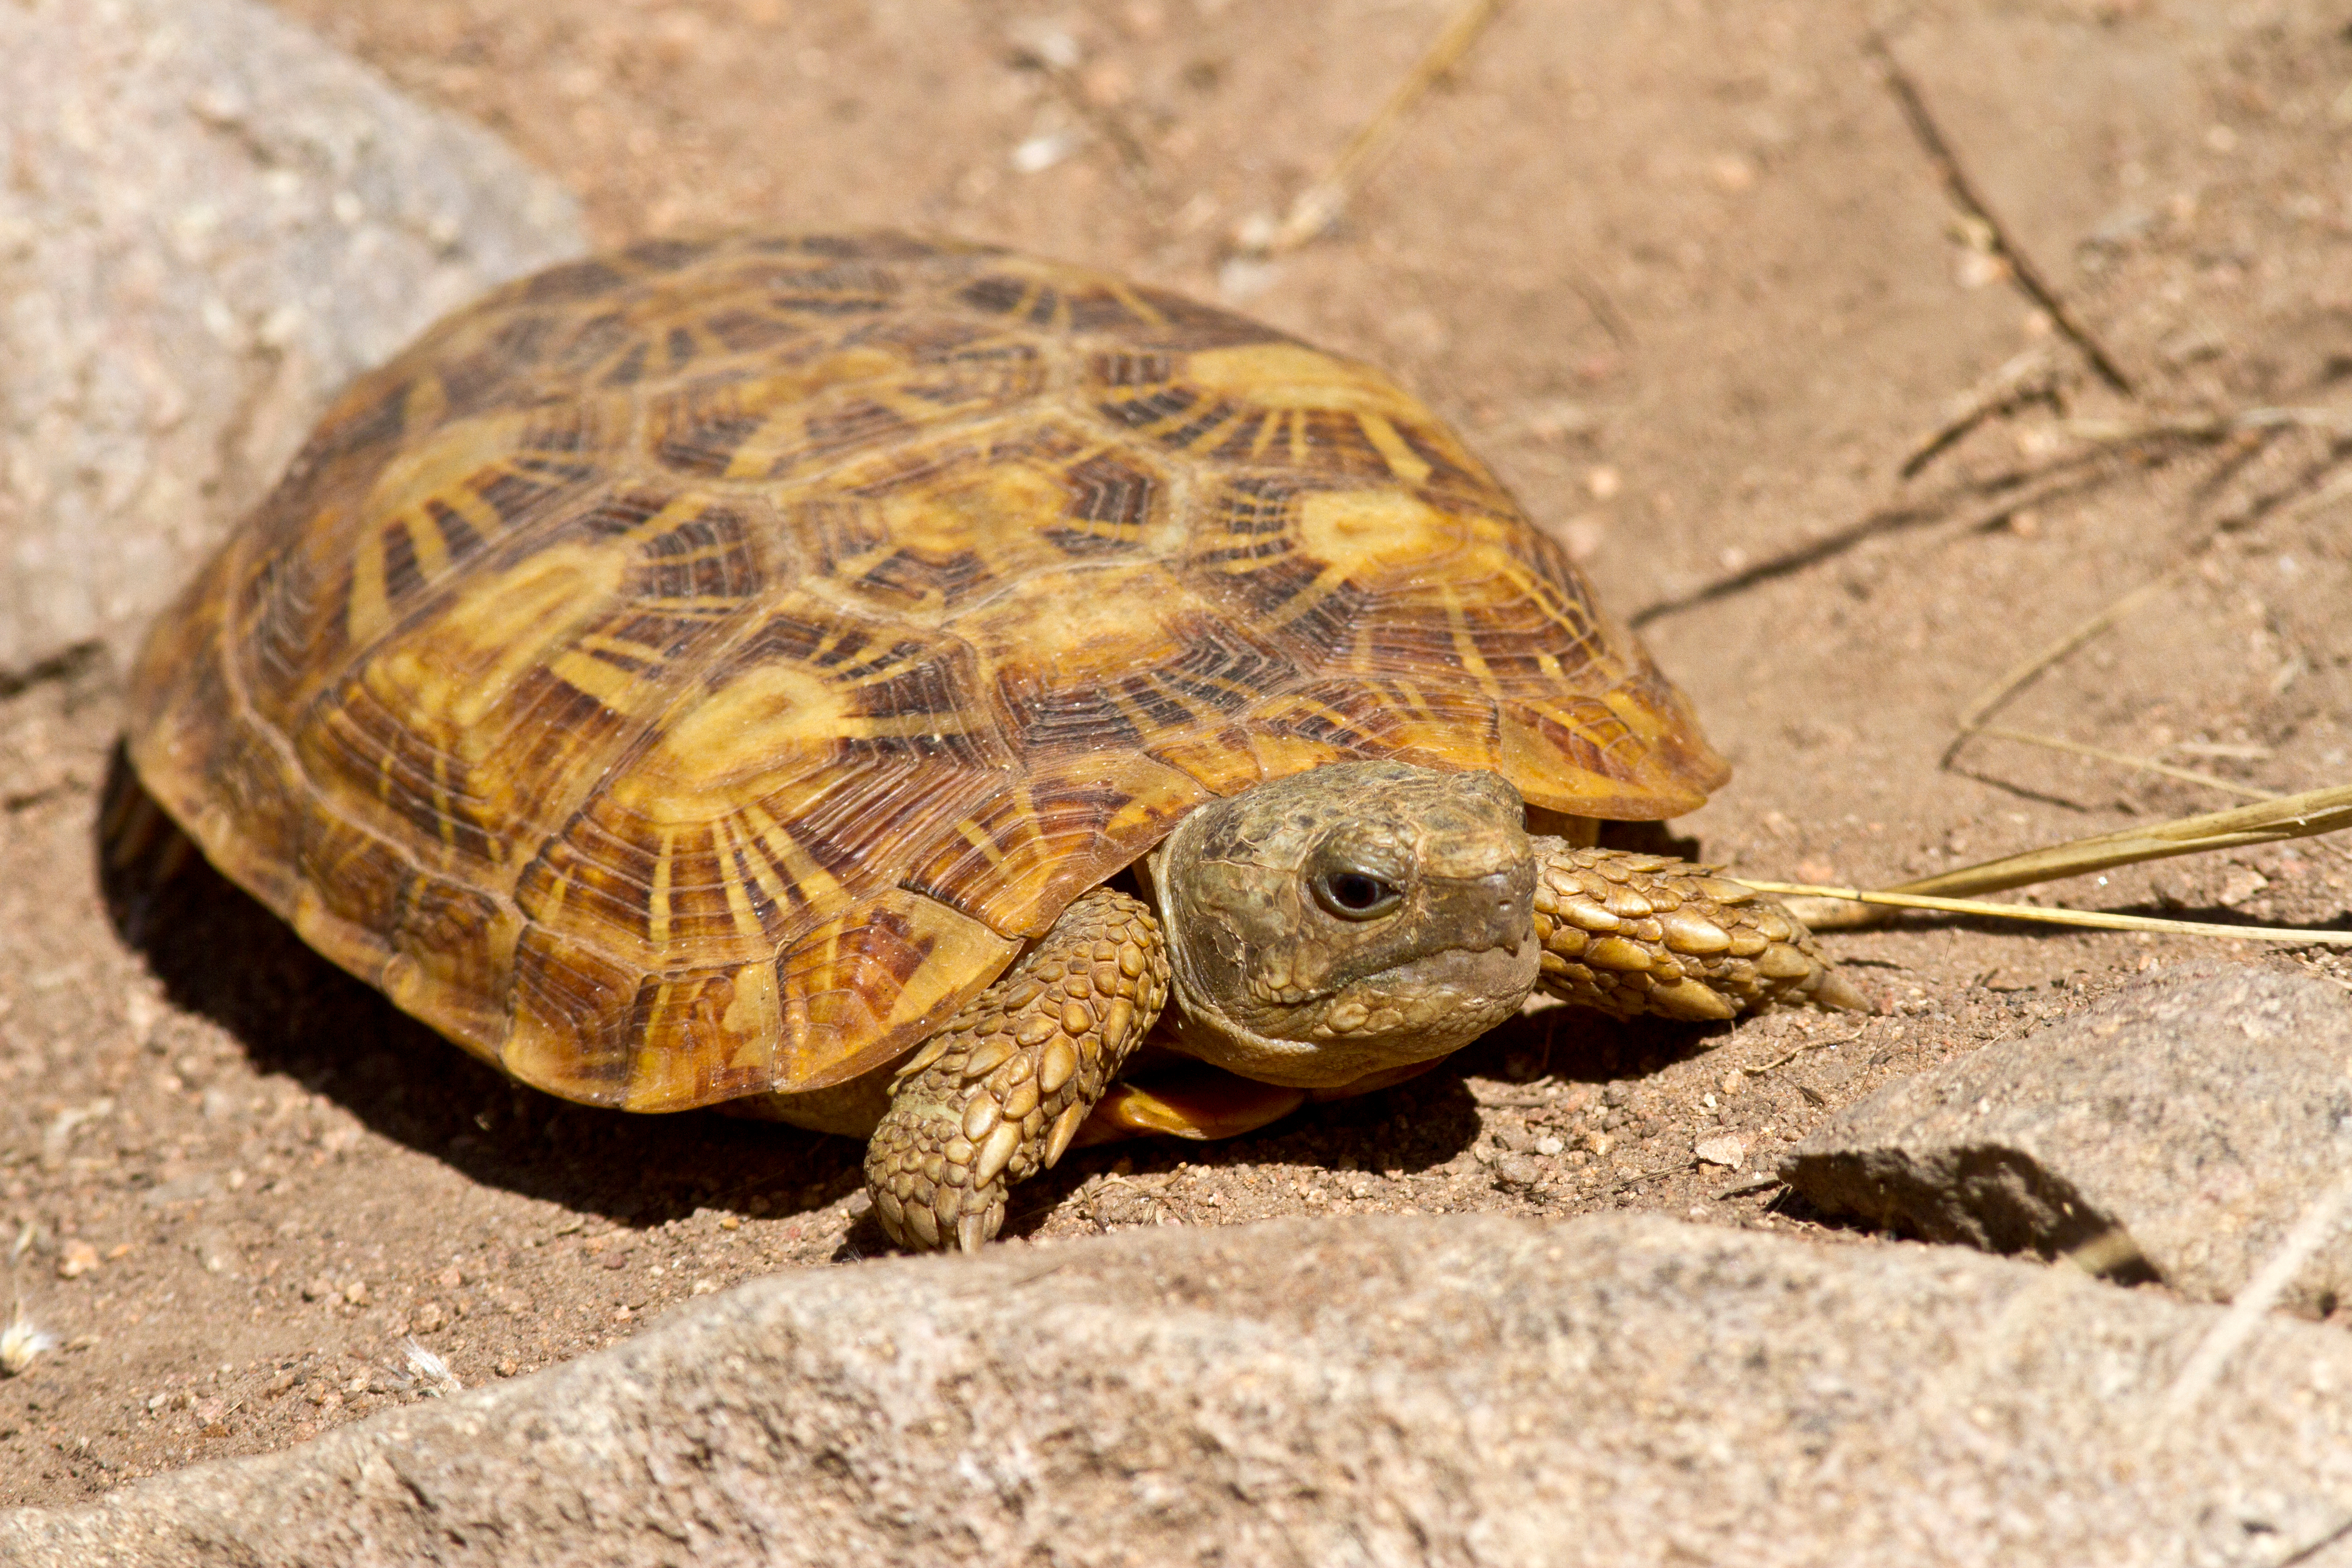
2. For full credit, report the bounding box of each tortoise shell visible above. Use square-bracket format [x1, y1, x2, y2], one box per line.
[126, 234, 1726, 1114]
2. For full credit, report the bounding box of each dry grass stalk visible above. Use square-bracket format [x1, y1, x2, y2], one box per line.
[1, 1225, 52, 1377]
[1970, 726, 2275, 803]
[1900, 345, 2070, 480]
[2058, 406, 2352, 445]
[1247, 0, 1507, 257]
[1757, 782, 2352, 936]
[2159, 1171, 2352, 1423]
[1883, 782, 2352, 900]
[402, 1339, 463, 1397]
[1745, 879, 2352, 947]
[1949, 565, 2190, 743]
[0, 1307, 54, 1378]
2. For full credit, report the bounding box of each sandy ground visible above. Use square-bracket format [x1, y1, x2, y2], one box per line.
[2, 0, 2349, 1503]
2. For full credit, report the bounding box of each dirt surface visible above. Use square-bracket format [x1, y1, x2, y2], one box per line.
[3, 0, 2350, 1504]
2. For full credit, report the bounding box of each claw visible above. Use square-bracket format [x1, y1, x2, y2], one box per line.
[1811, 968, 1871, 1013]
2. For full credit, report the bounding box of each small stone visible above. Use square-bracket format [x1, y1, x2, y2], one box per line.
[2216, 867, 2268, 907]
[1694, 1134, 1746, 1169]
[411, 1302, 447, 1334]
[55, 1241, 100, 1280]
[1490, 1154, 1544, 1194]
[188, 1227, 238, 1278]
[435, 1266, 463, 1289]
[1534, 1135, 1565, 1157]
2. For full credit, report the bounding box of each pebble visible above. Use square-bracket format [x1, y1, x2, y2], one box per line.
[1694, 1135, 1747, 1169]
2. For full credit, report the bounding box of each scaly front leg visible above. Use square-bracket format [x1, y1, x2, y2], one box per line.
[866, 886, 1170, 1253]
[1531, 842, 1864, 1020]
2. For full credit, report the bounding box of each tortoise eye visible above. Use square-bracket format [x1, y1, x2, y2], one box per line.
[1313, 869, 1402, 921]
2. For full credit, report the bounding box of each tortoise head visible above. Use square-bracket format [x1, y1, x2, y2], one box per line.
[1144, 761, 1540, 1088]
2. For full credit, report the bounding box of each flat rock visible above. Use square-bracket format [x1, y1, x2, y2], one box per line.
[6, 1212, 2352, 1567]
[1781, 964, 2352, 1310]
[0, 0, 583, 677]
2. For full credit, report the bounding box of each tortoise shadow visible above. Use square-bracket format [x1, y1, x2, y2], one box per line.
[95, 748, 863, 1230]
[988, 1003, 1732, 1241]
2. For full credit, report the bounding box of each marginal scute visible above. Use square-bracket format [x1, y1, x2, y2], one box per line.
[619, 959, 785, 1110]
[124, 232, 1729, 1114]
[771, 891, 1020, 1090]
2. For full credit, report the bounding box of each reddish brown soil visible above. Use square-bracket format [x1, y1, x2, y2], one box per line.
[2, 0, 2348, 1504]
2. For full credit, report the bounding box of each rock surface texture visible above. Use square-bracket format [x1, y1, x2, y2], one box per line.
[1781, 965, 2352, 1312]
[5, 1213, 2352, 1568]
[0, 0, 583, 677]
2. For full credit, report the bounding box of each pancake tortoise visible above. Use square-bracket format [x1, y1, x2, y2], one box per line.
[124, 234, 1859, 1252]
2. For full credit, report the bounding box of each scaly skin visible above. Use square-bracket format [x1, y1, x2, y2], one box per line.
[866, 887, 1170, 1253]
[1530, 842, 1864, 1019]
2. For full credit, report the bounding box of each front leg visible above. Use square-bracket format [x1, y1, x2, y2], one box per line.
[866, 886, 1170, 1253]
[1532, 842, 1865, 1020]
